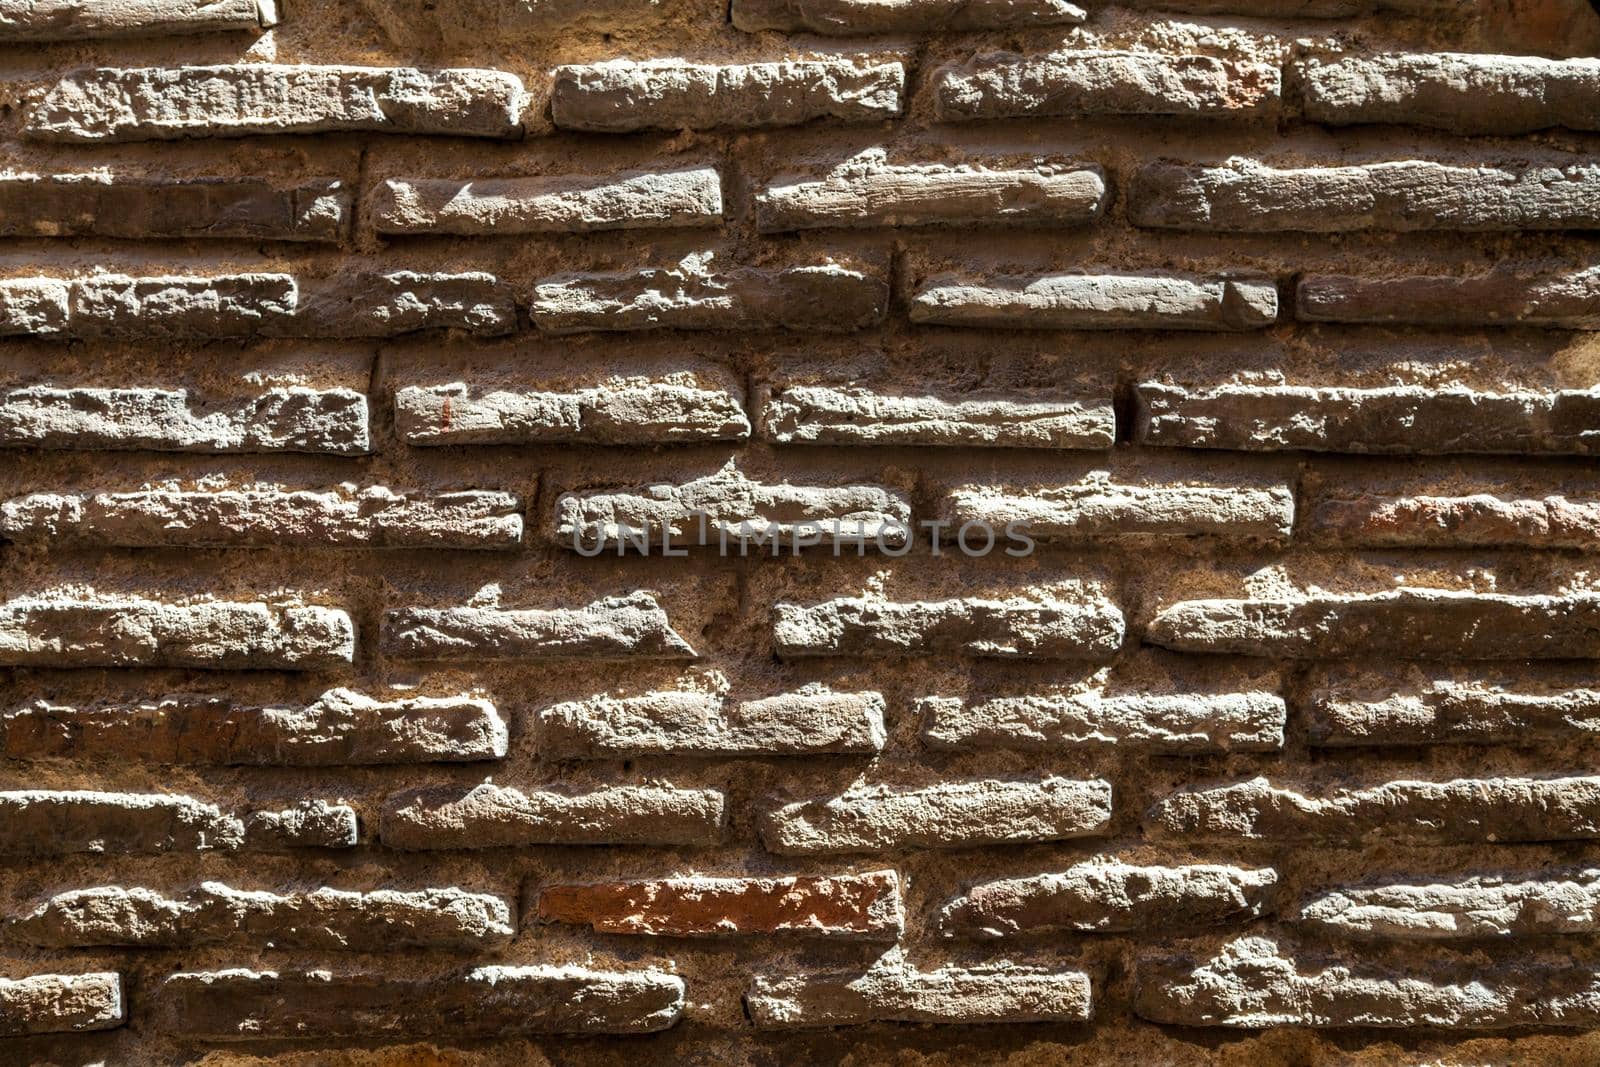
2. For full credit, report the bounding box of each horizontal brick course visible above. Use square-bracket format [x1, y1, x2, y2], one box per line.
[918, 690, 1286, 752]
[0, 175, 347, 241]
[381, 593, 696, 661]
[939, 482, 1294, 541]
[747, 963, 1092, 1027]
[1306, 492, 1600, 548]
[380, 783, 726, 848]
[1297, 268, 1600, 329]
[760, 385, 1114, 448]
[731, 0, 1086, 33]
[0, 973, 123, 1036]
[0, 791, 353, 854]
[0, 0, 276, 39]
[1297, 871, 1600, 939]
[910, 272, 1278, 331]
[1306, 675, 1600, 747]
[774, 593, 1125, 659]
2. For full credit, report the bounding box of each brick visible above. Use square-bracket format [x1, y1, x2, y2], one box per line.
[1299, 53, 1600, 135]
[2, 487, 521, 550]
[1297, 268, 1600, 329]
[536, 870, 902, 939]
[747, 963, 1091, 1028]
[537, 687, 886, 758]
[918, 691, 1285, 752]
[732, 0, 1086, 33]
[933, 49, 1280, 122]
[293, 271, 516, 337]
[0, 597, 354, 670]
[910, 272, 1278, 331]
[938, 860, 1278, 937]
[371, 167, 722, 235]
[0, 279, 69, 333]
[1146, 591, 1600, 659]
[12, 883, 513, 949]
[1145, 775, 1600, 844]
[756, 152, 1105, 231]
[381, 592, 696, 661]
[939, 482, 1294, 541]
[0, 0, 276, 39]
[395, 376, 751, 446]
[0, 386, 371, 455]
[362, 0, 660, 43]
[243, 800, 358, 850]
[1121, 0, 1462, 12]
[550, 57, 904, 132]
[1136, 936, 1600, 1029]
[0, 791, 247, 854]
[1307, 492, 1600, 548]
[380, 782, 725, 848]
[4, 688, 507, 765]
[0, 974, 122, 1036]
[155, 966, 685, 1039]
[554, 468, 910, 551]
[529, 256, 887, 334]
[0, 175, 347, 241]
[759, 776, 1112, 854]
[773, 594, 1125, 659]
[1306, 676, 1600, 747]
[1134, 382, 1600, 456]
[61, 273, 297, 339]
[1298, 871, 1600, 939]
[760, 385, 1114, 448]
[1129, 161, 1600, 233]
[28, 64, 526, 142]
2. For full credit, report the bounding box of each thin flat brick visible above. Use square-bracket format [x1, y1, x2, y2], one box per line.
[918, 690, 1286, 752]
[1146, 590, 1600, 659]
[28, 64, 527, 142]
[1299, 53, 1600, 135]
[911, 272, 1278, 331]
[760, 385, 1115, 448]
[938, 860, 1279, 937]
[0, 0, 276, 40]
[381, 592, 696, 661]
[1146, 774, 1600, 844]
[759, 776, 1112, 854]
[0, 175, 348, 241]
[940, 482, 1294, 540]
[1298, 871, 1600, 939]
[1298, 268, 1600, 329]
[550, 57, 904, 132]
[1307, 492, 1600, 548]
[1, 487, 521, 549]
[12, 884, 513, 949]
[933, 49, 1280, 122]
[0, 973, 123, 1036]
[4, 688, 507, 765]
[380, 782, 726, 849]
[155, 966, 685, 1039]
[0, 279, 69, 333]
[1307, 676, 1600, 747]
[371, 167, 722, 235]
[0, 790, 247, 854]
[773, 594, 1125, 659]
[292, 271, 516, 337]
[537, 687, 886, 758]
[1134, 383, 1600, 456]
[536, 871, 902, 939]
[732, 0, 1086, 33]
[0, 386, 371, 455]
[243, 800, 357, 850]
[747, 963, 1092, 1027]
[1129, 161, 1600, 233]
[62, 272, 297, 339]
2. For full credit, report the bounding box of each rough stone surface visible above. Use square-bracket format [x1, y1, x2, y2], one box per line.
[760, 385, 1114, 448]
[1298, 268, 1600, 328]
[0, 791, 246, 854]
[910, 272, 1279, 330]
[0, 0, 276, 39]
[773, 594, 1125, 659]
[380, 783, 726, 848]
[243, 800, 359, 850]
[746, 963, 1092, 1027]
[731, 0, 1086, 33]
[0, 973, 123, 1036]
[940, 482, 1294, 540]
[1297, 871, 1600, 939]
[0, 175, 347, 241]
[1306, 677, 1600, 747]
[381, 593, 696, 661]
[292, 271, 516, 337]
[918, 690, 1286, 752]
[1307, 492, 1600, 548]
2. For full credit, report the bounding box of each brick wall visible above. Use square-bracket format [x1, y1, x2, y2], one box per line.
[3, 0, 1600, 1063]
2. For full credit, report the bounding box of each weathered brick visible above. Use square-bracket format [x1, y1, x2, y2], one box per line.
[732, 0, 1086, 33]
[747, 963, 1091, 1027]
[381, 592, 696, 661]
[760, 385, 1114, 448]
[1129, 161, 1600, 233]
[0, 279, 69, 333]
[1306, 676, 1600, 747]
[12, 883, 513, 949]
[0, 0, 276, 40]
[1136, 936, 1600, 1029]
[361, 0, 661, 42]
[1307, 492, 1600, 548]
[774, 594, 1125, 659]
[1146, 591, 1600, 659]
[293, 271, 516, 336]
[918, 691, 1285, 752]
[0, 386, 371, 455]
[1299, 53, 1600, 135]
[0, 973, 122, 1036]
[1, 487, 521, 550]
[910, 272, 1278, 331]
[0, 175, 347, 241]
[1135, 382, 1600, 456]
[933, 49, 1280, 122]
[1298, 268, 1600, 329]
[243, 800, 358, 850]
[61, 273, 297, 339]
[0, 791, 245, 854]
[0, 597, 354, 669]
[939, 482, 1294, 541]
[395, 375, 751, 446]
[938, 860, 1278, 937]
[554, 468, 910, 551]
[550, 57, 904, 132]
[529, 256, 887, 334]
[4, 688, 507, 765]
[759, 776, 1112, 854]
[1298, 871, 1600, 939]
[1146, 775, 1600, 844]
[155, 966, 685, 1039]
[536, 871, 902, 939]
[29, 65, 527, 142]
[756, 152, 1105, 231]
[380, 782, 725, 848]
[537, 687, 886, 758]
[1121, 0, 1469, 14]
[371, 167, 722, 235]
